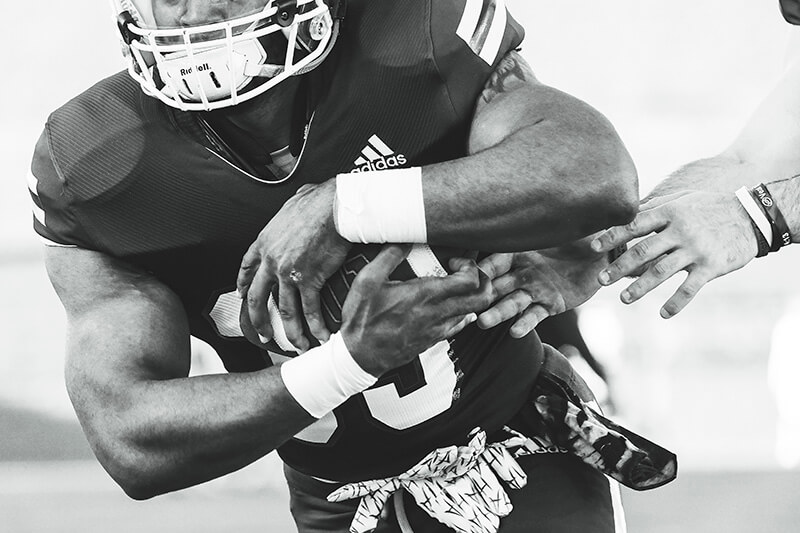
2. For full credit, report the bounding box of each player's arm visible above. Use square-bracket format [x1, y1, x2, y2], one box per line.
[47, 245, 315, 499]
[238, 51, 638, 349]
[47, 244, 489, 499]
[422, 50, 639, 251]
[590, 48, 800, 317]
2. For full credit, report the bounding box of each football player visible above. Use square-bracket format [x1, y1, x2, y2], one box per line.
[28, 1, 663, 531]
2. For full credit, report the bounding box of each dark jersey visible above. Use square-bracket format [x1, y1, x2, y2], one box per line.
[29, 0, 544, 482]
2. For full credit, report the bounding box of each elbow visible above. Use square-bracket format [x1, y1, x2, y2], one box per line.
[602, 165, 639, 227]
[103, 448, 163, 500]
[587, 135, 639, 229]
[89, 433, 167, 500]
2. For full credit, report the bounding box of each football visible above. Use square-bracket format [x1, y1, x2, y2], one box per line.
[264, 243, 475, 355]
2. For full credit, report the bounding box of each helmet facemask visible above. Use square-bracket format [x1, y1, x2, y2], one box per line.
[111, 0, 341, 111]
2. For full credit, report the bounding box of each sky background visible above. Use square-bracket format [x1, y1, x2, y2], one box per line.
[2, 0, 800, 530]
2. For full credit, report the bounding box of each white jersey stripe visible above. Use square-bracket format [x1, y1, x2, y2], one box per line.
[26, 169, 39, 195]
[479, 0, 507, 65]
[27, 169, 47, 227]
[367, 134, 394, 157]
[354, 156, 368, 167]
[31, 204, 46, 226]
[456, 0, 483, 49]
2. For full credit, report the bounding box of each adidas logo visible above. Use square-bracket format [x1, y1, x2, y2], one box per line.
[350, 134, 407, 172]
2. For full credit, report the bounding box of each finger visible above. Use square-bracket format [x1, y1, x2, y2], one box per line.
[509, 305, 549, 338]
[239, 296, 269, 347]
[278, 277, 310, 352]
[449, 256, 475, 273]
[237, 244, 262, 298]
[443, 312, 479, 338]
[437, 261, 495, 305]
[618, 249, 691, 304]
[476, 253, 515, 280]
[477, 290, 534, 330]
[490, 271, 524, 300]
[659, 271, 712, 319]
[246, 264, 275, 342]
[599, 232, 676, 286]
[299, 286, 331, 343]
[358, 244, 412, 284]
[590, 210, 666, 253]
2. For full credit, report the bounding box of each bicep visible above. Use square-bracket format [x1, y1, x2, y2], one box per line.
[468, 50, 616, 155]
[44, 246, 191, 419]
[468, 50, 539, 153]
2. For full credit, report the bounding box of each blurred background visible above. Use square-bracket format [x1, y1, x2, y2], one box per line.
[2, 0, 800, 531]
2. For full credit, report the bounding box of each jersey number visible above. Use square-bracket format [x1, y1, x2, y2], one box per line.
[207, 291, 458, 444]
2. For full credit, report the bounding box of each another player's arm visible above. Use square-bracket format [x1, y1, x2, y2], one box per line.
[47, 245, 315, 499]
[590, 48, 800, 317]
[421, 50, 639, 251]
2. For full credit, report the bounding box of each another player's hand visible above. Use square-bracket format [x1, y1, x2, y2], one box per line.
[475, 236, 608, 338]
[341, 245, 493, 377]
[590, 191, 758, 318]
[237, 180, 352, 352]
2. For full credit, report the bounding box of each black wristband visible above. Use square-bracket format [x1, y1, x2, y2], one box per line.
[750, 184, 791, 252]
[748, 217, 770, 258]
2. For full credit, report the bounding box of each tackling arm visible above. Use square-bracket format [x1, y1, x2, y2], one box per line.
[422, 51, 639, 251]
[47, 245, 314, 500]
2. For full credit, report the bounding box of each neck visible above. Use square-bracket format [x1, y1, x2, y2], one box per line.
[207, 75, 304, 155]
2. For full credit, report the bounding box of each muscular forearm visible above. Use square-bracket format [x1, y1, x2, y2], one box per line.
[91, 368, 312, 499]
[423, 65, 637, 251]
[423, 115, 638, 251]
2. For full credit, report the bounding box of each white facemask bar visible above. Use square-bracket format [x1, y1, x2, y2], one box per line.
[117, 0, 333, 111]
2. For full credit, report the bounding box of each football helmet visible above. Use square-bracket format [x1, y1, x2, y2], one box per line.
[111, 0, 344, 111]
[780, 0, 800, 25]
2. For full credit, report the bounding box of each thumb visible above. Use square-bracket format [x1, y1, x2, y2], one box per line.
[361, 244, 412, 281]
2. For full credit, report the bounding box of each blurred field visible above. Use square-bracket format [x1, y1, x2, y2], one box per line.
[3, 0, 800, 531]
[1, 458, 799, 532]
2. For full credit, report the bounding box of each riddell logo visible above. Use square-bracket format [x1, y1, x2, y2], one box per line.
[351, 134, 407, 172]
[180, 63, 211, 77]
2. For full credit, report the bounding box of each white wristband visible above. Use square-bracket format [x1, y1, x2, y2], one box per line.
[280, 332, 378, 419]
[735, 186, 773, 244]
[335, 167, 427, 243]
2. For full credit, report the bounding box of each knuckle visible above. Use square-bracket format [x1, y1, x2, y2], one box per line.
[630, 241, 650, 259]
[678, 283, 698, 298]
[651, 259, 671, 277]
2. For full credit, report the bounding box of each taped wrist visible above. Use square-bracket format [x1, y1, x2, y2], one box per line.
[280, 332, 378, 419]
[335, 167, 427, 243]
